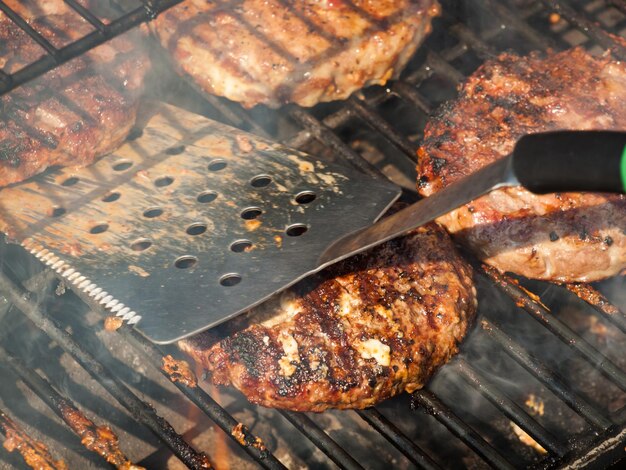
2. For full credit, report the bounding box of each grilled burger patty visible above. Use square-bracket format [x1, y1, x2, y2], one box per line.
[152, 0, 440, 108]
[0, 10, 149, 187]
[417, 47, 626, 282]
[180, 223, 476, 411]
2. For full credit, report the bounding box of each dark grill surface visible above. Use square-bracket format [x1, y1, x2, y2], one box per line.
[1, 0, 626, 468]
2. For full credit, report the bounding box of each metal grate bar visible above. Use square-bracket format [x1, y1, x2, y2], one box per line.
[0, 272, 213, 470]
[279, 411, 364, 470]
[289, 108, 381, 177]
[390, 82, 433, 114]
[448, 22, 498, 59]
[540, 0, 626, 56]
[411, 390, 515, 469]
[0, 1, 59, 56]
[356, 408, 441, 470]
[347, 96, 418, 160]
[0, 345, 134, 468]
[454, 358, 565, 456]
[0, 0, 184, 96]
[0, 408, 65, 469]
[564, 283, 626, 334]
[481, 265, 626, 392]
[286, 87, 390, 151]
[63, 0, 106, 31]
[0, 70, 10, 84]
[201, 94, 271, 139]
[481, 0, 558, 49]
[120, 326, 286, 470]
[481, 320, 612, 429]
[424, 50, 466, 84]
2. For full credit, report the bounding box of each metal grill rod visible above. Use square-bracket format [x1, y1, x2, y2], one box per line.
[454, 358, 565, 456]
[0, 0, 184, 96]
[119, 326, 287, 470]
[564, 283, 626, 335]
[0, 1, 58, 55]
[411, 390, 515, 469]
[0, 344, 136, 468]
[0, 408, 66, 469]
[63, 0, 106, 31]
[481, 265, 626, 392]
[356, 408, 441, 470]
[540, 0, 626, 57]
[0, 271, 213, 470]
[279, 411, 364, 470]
[479, 0, 557, 49]
[480, 320, 613, 429]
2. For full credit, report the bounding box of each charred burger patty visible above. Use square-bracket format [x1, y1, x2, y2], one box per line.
[417, 47, 626, 282]
[180, 223, 476, 411]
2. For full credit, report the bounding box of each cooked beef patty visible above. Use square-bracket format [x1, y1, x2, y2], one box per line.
[152, 0, 440, 108]
[417, 47, 626, 282]
[180, 222, 476, 411]
[0, 8, 149, 186]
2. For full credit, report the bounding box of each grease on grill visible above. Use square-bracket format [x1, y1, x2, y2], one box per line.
[565, 283, 620, 317]
[162, 355, 198, 387]
[104, 316, 124, 331]
[510, 422, 547, 454]
[231, 423, 269, 457]
[0, 411, 67, 470]
[525, 394, 545, 417]
[58, 403, 143, 470]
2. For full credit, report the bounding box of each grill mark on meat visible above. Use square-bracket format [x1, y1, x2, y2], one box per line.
[0, 11, 149, 186]
[417, 47, 626, 282]
[154, 0, 439, 108]
[180, 222, 477, 411]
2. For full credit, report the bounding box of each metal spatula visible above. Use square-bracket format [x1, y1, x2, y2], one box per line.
[318, 130, 626, 267]
[0, 104, 401, 344]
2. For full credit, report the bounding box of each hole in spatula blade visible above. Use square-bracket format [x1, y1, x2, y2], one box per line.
[102, 192, 121, 203]
[241, 207, 262, 220]
[250, 175, 272, 188]
[143, 207, 163, 218]
[131, 239, 152, 251]
[295, 191, 316, 204]
[175, 256, 197, 269]
[90, 223, 109, 234]
[197, 191, 218, 203]
[286, 224, 308, 237]
[220, 274, 242, 287]
[230, 240, 253, 253]
[186, 223, 207, 236]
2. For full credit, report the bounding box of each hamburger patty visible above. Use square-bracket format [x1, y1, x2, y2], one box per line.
[152, 0, 440, 108]
[417, 47, 626, 282]
[179, 222, 476, 411]
[0, 8, 149, 187]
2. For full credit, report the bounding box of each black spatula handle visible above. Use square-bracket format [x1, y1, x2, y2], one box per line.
[512, 130, 626, 194]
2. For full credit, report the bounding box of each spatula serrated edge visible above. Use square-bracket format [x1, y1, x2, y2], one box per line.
[21, 239, 142, 325]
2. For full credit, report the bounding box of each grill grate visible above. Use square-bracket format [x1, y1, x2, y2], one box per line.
[1, 0, 626, 468]
[0, 0, 184, 96]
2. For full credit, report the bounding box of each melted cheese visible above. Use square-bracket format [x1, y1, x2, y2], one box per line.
[338, 291, 361, 316]
[356, 339, 390, 366]
[277, 332, 300, 376]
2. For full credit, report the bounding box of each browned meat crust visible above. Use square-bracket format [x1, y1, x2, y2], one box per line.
[0, 10, 149, 187]
[417, 47, 626, 282]
[152, 0, 440, 108]
[180, 223, 476, 411]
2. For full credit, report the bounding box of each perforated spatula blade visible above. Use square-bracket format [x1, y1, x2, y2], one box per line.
[0, 104, 400, 344]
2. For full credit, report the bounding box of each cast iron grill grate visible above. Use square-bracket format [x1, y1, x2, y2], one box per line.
[1, 0, 625, 468]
